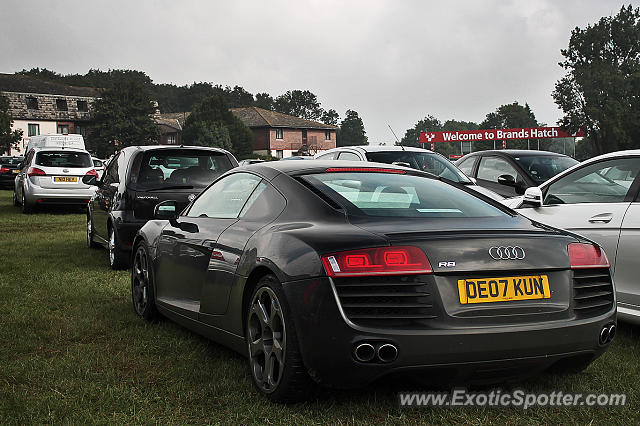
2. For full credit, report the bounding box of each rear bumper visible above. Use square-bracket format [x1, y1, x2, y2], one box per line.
[24, 181, 96, 205]
[112, 211, 148, 250]
[0, 174, 17, 188]
[282, 277, 615, 388]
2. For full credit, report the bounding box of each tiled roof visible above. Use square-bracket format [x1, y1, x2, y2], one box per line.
[230, 107, 338, 130]
[0, 73, 100, 97]
[157, 112, 191, 129]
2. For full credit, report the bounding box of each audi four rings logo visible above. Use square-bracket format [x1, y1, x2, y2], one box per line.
[489, 246, 526, 260]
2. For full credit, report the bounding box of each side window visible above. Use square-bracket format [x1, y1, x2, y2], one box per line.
[103, 153, 120, 185]
[477, 156, 519, 183]
[23, 151, 34, 169]
[337, 151, 361, 161]
[316, 152, 336, 160]
[240, 182, 287, 221]
[544, 158, 640, 205]
[456, 157, 476, 177]
[187, 173, 261, 218]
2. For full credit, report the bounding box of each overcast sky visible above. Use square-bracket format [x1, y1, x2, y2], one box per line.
[0, 0, 625, 143]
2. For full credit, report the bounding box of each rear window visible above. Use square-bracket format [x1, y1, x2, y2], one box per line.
[365, 151, 471, 183]
[301, 172, 507, 218]
[35, 151, 92, 168]
[130, 150, 234, 190]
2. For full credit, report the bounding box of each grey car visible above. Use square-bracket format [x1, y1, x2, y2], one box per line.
[505, 150, 640, 324]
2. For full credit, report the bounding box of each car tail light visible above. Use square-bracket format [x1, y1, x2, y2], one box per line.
[28, 167, 46, 177]
[0, 167, 9, 173]
[85, 169, 99, 177]
[325, 167, 406, 174]
[568, 243, 610, 269]
[322, 246, 432, 277]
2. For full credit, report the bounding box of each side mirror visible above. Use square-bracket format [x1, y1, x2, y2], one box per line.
[522, 186, 543, 208]
[497, 174, 516, 186]
[82, 174, 99, 186]
[154, 200, 178, 221]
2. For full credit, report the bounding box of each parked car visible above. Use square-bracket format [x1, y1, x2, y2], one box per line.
[13, 147, 97, 213]
[92, 157, 106, 179]
[84, 145, 238, 269]
[0, 156, 24, 189]
[315, 145, 503, 200]
[238, 159, 266, 166]
[455, 150, 578, 198]
[504, 149, 640, 324]
[131, 160, 615, 402]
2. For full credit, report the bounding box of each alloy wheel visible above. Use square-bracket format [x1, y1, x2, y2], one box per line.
[86, 216, 93, 247]
[132, 247, 149, 315]
[108, 229, 115, 266]
[247, 287, 286, 393]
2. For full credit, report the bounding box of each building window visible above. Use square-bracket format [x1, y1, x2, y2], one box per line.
[56, 99, 68, 111]
[75, 126, 87, 137]
[57, 124, 70, 134]
[28, 124, 40, 137]
[275, 128, 283, 140]
[25, 97, 39, 110]
[275, 150, 283, 159]
[77, 100, 88, 112]
[325, 130, 331, 140]
[167, 134, 176, 144]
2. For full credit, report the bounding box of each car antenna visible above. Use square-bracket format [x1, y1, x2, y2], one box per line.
[387, 124, 404, 150]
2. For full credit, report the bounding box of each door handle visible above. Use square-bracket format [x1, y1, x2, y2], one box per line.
[588, 213, 613, 223]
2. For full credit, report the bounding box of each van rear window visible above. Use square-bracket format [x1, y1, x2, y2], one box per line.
[35, 151, 92, 168]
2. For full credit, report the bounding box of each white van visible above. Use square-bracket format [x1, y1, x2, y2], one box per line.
[26, 134, 85, 153]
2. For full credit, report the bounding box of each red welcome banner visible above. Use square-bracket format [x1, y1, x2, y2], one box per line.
[419, 127, 585, 143]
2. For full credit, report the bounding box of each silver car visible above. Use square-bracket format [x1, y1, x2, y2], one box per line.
[505, 150, 640, 324]
[13, 147, 98, 213]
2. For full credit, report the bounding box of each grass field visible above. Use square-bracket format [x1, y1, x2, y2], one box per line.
[0, 189, 639, 424]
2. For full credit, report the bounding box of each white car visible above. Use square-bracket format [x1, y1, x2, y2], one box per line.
[505, 150, 640, 324]
[13, 147, 98, 213]
[92, 157, 106, 179]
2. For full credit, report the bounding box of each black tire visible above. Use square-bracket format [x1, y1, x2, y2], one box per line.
[21, 191, 33, 214]
[108, 225, 128, 270]
[246, 274, 316, 403]
[12, 189, 20, 207]
[86, 212, 99, 249]
[131, 241, 158, 321]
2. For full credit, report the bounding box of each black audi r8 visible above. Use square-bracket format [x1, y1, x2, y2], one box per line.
[131, 160, 616, 402]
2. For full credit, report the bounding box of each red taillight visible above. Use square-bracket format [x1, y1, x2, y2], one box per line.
[0, 167, 9, 173]
[28, 167, 46, 177]
[85, 169, 99, 177]
[322, 246, 432, 277]
[568, 243, 610, 269]
[325, 167, 406, 174]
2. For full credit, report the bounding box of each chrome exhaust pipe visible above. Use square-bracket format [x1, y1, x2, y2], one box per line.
[599, 326, 610, 345]
[377, 343, 398, 363]
[353, 343, 375, 362]
[608, 324, 616, 341]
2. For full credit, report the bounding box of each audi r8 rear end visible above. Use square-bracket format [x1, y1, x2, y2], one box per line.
[132, 161, 616, 402]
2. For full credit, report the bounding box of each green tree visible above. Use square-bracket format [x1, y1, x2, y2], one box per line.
[400, 115, 443, 148]
[274, 90, 324, 120]
[553, 5, 640, 155]
[337, 110, 367, 146]
[254, 92, 274, 110]
[88, 79, 160, 158]
[321, 109, 340, 126]
[479, 102, 540, 150]
[182, 96, 253, 157]
[0, 96, 23, 155]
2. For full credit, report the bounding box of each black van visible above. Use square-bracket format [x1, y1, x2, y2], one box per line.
[84, 145, 238, 269]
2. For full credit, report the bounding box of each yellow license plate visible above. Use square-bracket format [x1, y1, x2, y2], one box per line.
[12, 169, 18, 173]
[53, 176, 78, 183]
[458, 275, 550, 304]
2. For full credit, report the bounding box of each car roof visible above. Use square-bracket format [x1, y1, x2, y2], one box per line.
[128, 144, 231, 154]
[243, 159, 434, 178]
[324, 145, 433, 153]
[465, 149, 571, 157]
[32, 147, 89, 153]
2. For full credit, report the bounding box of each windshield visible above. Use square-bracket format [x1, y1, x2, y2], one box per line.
[301, 172, 506, 218]
[130, 150, 234, 190]
[35, 151, 92, 168]
[513, 155, 578, 184]
[365, 151, 471, 183]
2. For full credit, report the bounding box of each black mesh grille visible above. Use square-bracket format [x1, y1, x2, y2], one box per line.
[333, 275, 437, 328]
[573, 268, 614, 317]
